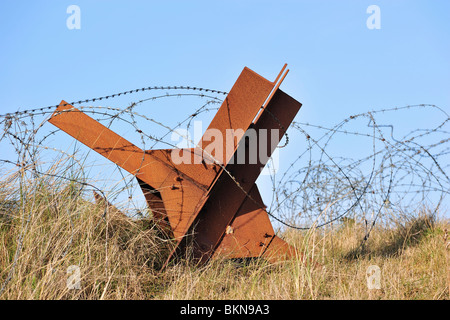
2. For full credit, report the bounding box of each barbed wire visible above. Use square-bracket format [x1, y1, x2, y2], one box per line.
[2, 93, 448, 230]
[273, 104, 449, 235]
[0, 86, 227, 119]
[0, 86, 449, 294]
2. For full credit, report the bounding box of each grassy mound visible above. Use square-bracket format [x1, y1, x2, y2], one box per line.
[0, 174, 448, 300]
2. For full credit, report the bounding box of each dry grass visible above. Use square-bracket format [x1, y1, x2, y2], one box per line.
[0, 172, 448, 300]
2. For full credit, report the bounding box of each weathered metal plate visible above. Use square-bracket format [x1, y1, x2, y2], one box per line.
[174, 88, 302, 263]
[49, 103, 210, 239]
[143, 149, 215, 241]
[212, 185, 274, 259]
[198, 67, 275, 165]
[50, 65, 305, 266]
[50, 102, 148, 177]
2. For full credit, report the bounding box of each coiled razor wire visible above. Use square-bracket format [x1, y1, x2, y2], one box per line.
[0, 85, 449, 295]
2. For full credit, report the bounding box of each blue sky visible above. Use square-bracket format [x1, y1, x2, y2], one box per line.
[0, 1, 449, 219]
[1, 0, 449, 118]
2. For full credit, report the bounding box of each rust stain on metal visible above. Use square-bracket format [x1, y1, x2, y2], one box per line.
[49, 64, 304, 267]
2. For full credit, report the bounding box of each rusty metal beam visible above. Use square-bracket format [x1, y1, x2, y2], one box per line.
[49, 64, 304, 267]
[168, 89, 302, 264]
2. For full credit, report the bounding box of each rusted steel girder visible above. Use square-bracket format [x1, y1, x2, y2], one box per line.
[48, 64, 303, 266]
